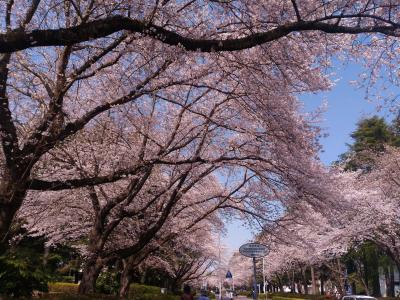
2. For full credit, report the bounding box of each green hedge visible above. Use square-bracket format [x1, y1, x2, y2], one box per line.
[41, 294, 118, 300]
[270, 293, 335, 300]
[129, 283, 178, 300]
[237, 290, 253, 297]
[48, 282, 79, 294]
[45, 282, 179, 300]
[130, 283, 162, 295]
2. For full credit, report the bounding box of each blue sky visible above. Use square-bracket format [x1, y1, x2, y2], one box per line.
[223, 61, 395, 252]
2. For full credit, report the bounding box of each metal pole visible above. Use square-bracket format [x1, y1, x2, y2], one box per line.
[263, 257, 267, 300]
[253, 257, 258, 300]
[218, 232, 221, 300]
[263, 258, 266, 294]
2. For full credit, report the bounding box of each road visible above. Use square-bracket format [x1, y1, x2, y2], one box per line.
[215, 296, 250, 300]
[215, 295, 251, 300]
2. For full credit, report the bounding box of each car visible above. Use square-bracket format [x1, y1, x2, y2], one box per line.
[342, 295, 377, 300]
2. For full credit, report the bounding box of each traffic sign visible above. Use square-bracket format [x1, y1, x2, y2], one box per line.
[239, 242, 268, 258]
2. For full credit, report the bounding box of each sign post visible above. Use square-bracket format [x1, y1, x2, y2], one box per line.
[226, 270, 233, 299]
[239, 243, 269, 300]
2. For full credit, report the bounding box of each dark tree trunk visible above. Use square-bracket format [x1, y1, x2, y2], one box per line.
[118, 257, 140, 298]
[371, 261, 381, 297]
[78, 258, 104, 294]
[384, 267, 390, 297]
[302, 267, 308, 295]
[170, 279, 181, 294]
[289, 271, 295, 293]
[119, 265, 133, 298]
[0, 182, 28, 248]
[362, 254, 369, 294]
[297, 282, 303, 294]
[140, 267, 147, 284]
[351, 282, 357, 295]
[0, 200, 17, 245]
[276, 274, 283, 292]
[389, 265, 395, 297]
[320, 277, 324, 295]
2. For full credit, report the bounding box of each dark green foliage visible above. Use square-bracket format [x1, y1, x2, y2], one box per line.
[344, 241, 381, 296]
[0, 228, 50, 297]
[350, 117, 391, 152]
[338, 116, 399, 171]
[0, 249, 49, 297]
[96, 270, 120, 295]
[0, 220, 81, 298]
[129, 283, 179, 300]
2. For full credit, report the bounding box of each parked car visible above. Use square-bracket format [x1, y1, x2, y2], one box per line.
[342, 295, 377, 300]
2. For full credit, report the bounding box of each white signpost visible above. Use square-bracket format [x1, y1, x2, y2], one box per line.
[239, 243, 269, 300]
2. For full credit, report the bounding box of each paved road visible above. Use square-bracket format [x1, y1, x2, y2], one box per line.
[215, 295, 251, 300]
[215, 296, 249, 300]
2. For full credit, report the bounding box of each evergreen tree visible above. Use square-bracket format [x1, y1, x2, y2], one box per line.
[338, 116, 399, 171]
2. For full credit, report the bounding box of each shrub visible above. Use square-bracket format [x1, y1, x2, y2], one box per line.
[45, 282, 179, 300]
[0, 254, 49, 297]
[237, 290, 253, 297]
[129, 283, 179, 300]
[270, 293, 336, 300]
[130, 283, 161, 295]
[96, 271, 120, 295]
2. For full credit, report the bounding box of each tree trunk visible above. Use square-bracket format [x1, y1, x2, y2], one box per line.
[371, 269, 380, 296]
[0, 200, 16, 245]
[320, 277, 324, 295]
[119, 257, 140, 298]
[329, 259, 345, 299]
[351, 282, 357, 295]
[389, 265, 395, 297]
[170, 279, 181, 294]
[311, 266, 316, 295]
[297, 282, 302, 294]
[140, 267, 147, 284]
[302, 267, 308, 295]
[384, 267, 390, 297]
[0, 183, 27, 247]
[78, 258, 104, 294]
[119, 264, 133, 298]
[289, 270, 295, 293]
[276, 274, 283, 292]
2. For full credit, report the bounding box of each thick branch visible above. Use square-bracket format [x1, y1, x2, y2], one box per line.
[0, 15, 398, 53]
[27, 165, 146, 191]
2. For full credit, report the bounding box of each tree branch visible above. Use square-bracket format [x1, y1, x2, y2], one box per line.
[0, 15, 398, 53]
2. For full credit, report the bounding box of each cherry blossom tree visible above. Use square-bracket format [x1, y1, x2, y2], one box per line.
[19, 70, 328, 294]
[154, 225, 219, 294]
[228, 251, 252, 288]
[259, 161, 400, 297]
[115, 218, 220, 297]
[258, 181, 354, 296]
[0, 1, 399, 249]
[340, 148, 400, 271]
